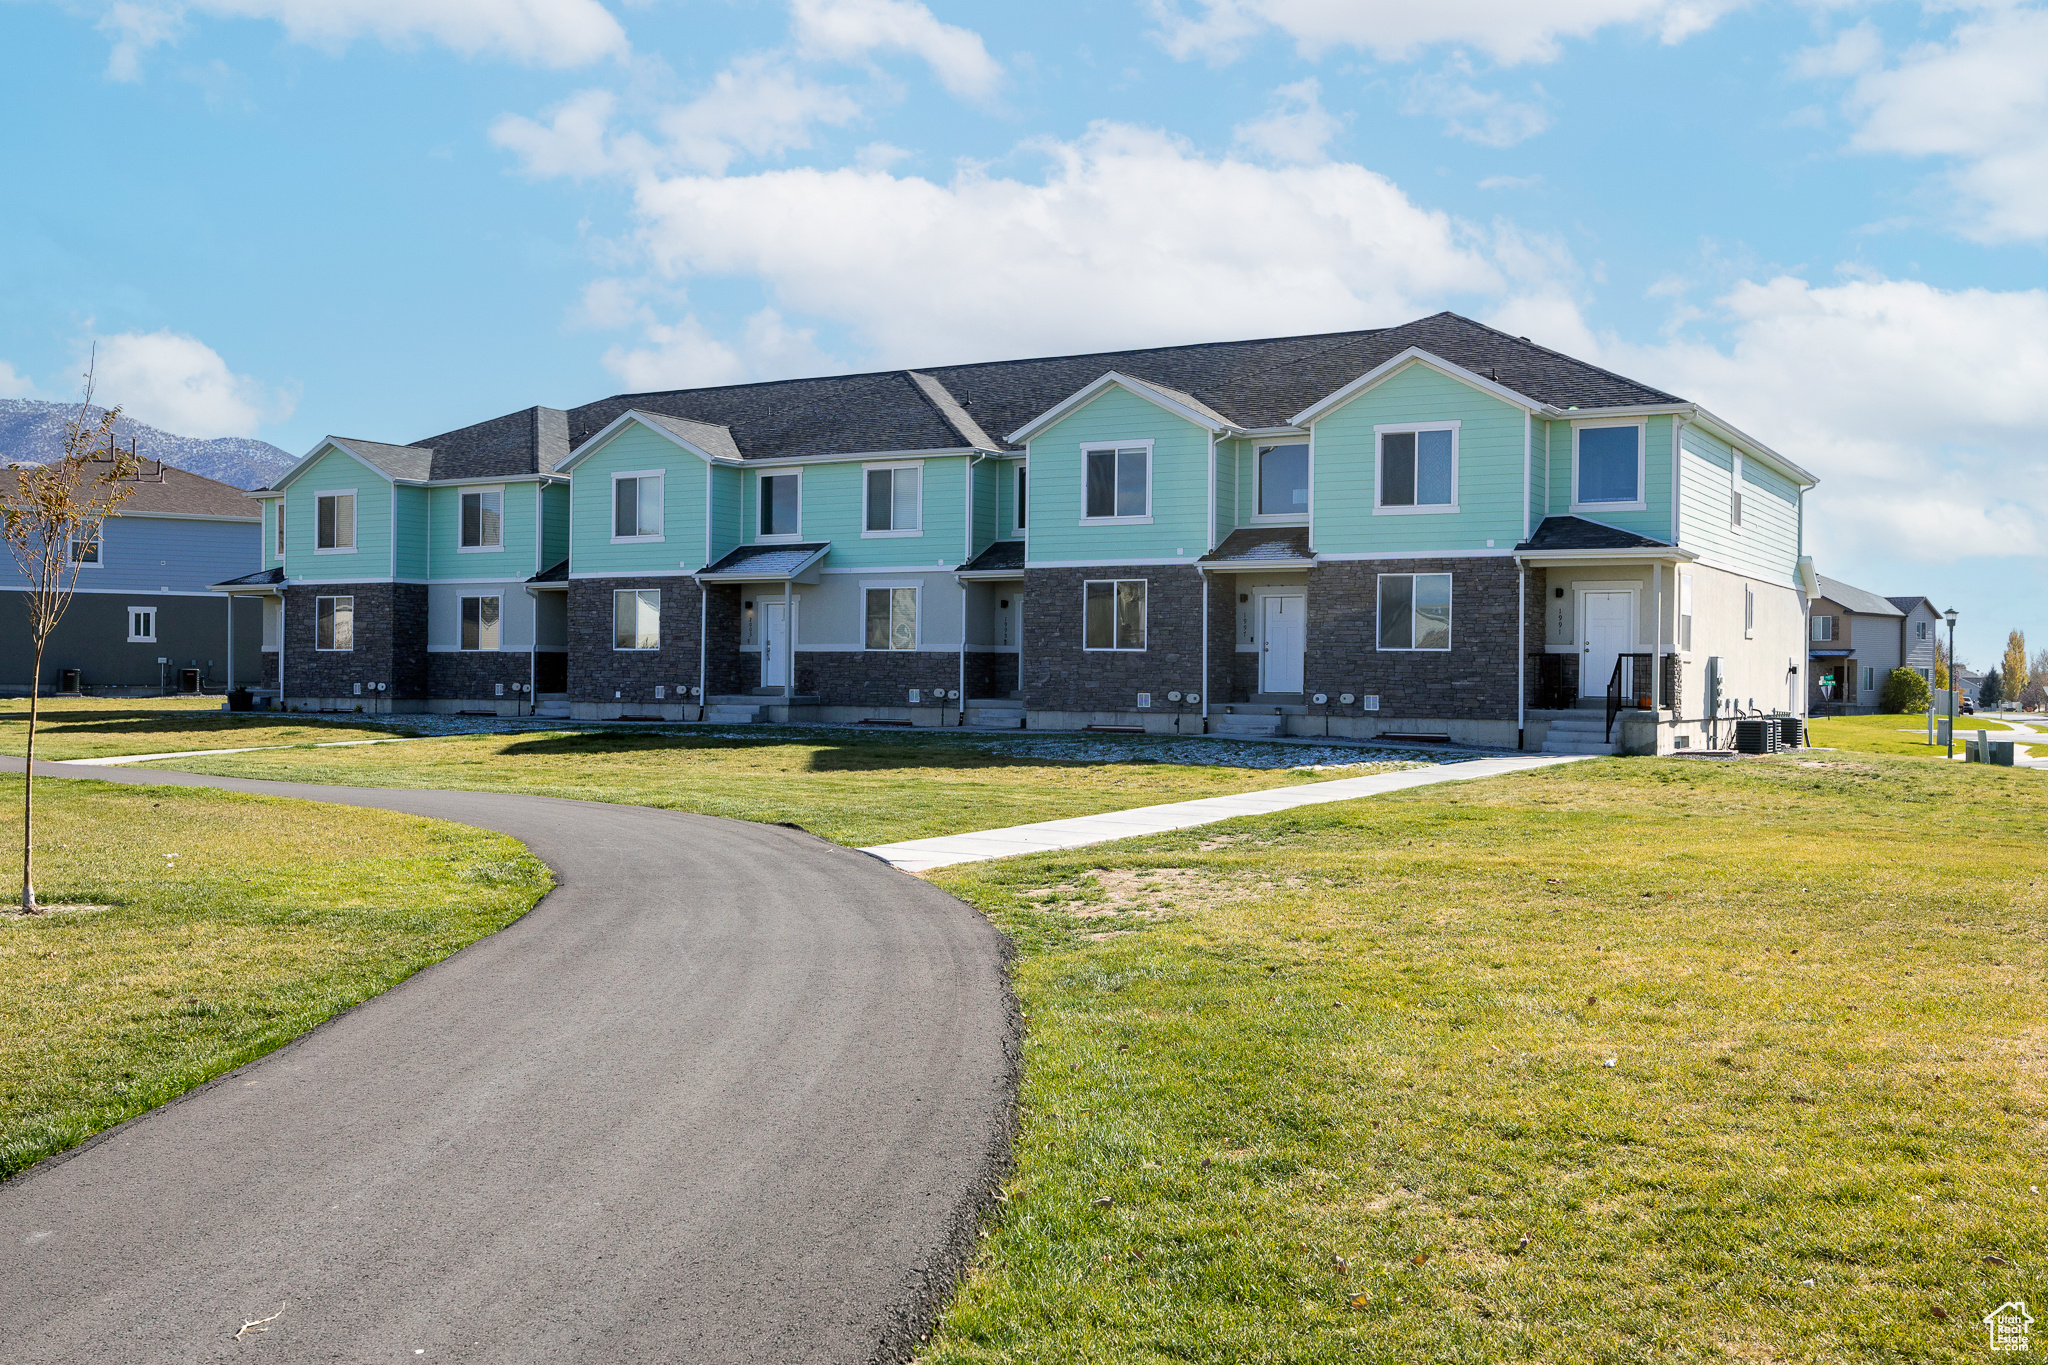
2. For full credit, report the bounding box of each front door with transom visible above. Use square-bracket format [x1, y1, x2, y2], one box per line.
[1261, 594, 1306, 694]
[1579, 590, 1634, 697]
[761, 599, 792, 689]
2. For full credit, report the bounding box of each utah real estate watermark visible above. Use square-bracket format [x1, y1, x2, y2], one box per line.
[1985, 1301, 2033, 1351]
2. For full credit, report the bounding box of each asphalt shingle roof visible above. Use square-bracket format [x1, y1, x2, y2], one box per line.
[960, 540, 1025, 573]
[212, 566, 285, 587]
[1198, 527, 1314, 564]
[1515, 516, 1674, 552]
[407, 407, 573, 479]
[700, 542, 831, 577]
[7, 458, 257, 519]
[1817, 575, 1904, 617]
[529, 559, 569, 584]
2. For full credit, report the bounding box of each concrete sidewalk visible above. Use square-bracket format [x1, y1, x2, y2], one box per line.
[861, 752, 1588, 872]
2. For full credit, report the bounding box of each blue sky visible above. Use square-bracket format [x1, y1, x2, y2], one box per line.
[3, 0, 2044, 665]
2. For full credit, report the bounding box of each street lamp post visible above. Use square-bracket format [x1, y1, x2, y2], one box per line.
[1945, 606, 1960, 759]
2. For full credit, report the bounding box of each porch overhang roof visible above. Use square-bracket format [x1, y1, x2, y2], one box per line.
[210, 567, 286, 594]
[1196, 526, 1314, 572]
[695, 541, 831, 584]
[1808, 648, 1854, 658]
[1513, 546, 1698, 564]
[955, 539, 1025, 580]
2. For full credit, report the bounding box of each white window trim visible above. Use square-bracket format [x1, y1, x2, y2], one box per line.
[1372, 421, 1461, 516]
[758, 468, 803, 543]
[860, 461, 924, 539]
[272, 501, 285, 559]
[1744, 584, 1756, 640]
[1569, 419, 1649, 514]
[126, 606, 155, 643]
[457, 485, 506, 553]
[860, 579, 922, 650]
[313, 489, 358, 555]
[612, 586, 661, 651]
[1011, 462, 1028, 537]
[1251, 441, 1312, 525]
[1730, 452, 1745, 531]
[458, 593, 502, 652]
[1081, 577, 1149, 652]
[1376, 571, 1455, 652]
[1812, 615, 1835, 643]
[314, 594, 355, 652]
[610, 470, 666, 544]
[67, 532, 103, 568]
[1078, 441, 1154, 526]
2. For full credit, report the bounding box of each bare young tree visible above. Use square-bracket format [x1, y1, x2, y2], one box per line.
[0, 363, 135, 913]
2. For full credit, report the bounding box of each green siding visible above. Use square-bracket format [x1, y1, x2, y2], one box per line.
[996, 458, 1023, 540]
[283, 445, 390, 581]
[262, 498, 281, 569]
[426, 481, 535, 580]
[541, 482, 570, 570]
[567, 423, 707, 576]
[751, 457, 970, 567]
[972, 458, 1002, 551]
[1024, 386, 1210, 563]
[1308, 362, 1529, 554]
[709, 465, 742, 563]
[1676, 423, 1800, 586]
[1539, 414, 1674, 541]
[394, 486, 430, 579]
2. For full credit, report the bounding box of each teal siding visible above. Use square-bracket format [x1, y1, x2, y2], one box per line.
[262, 498, 282, 569]
[567, 423, 706, 576]
[1539, 414, 1674, 540]
[394, 486, 429, 579]
[1223, 438, 1249, 533]
[283, 445, 390, 582]
[426, 481, 535, 580]
[1309, 363, 1528, 554]
[1677, 424, 1800, 586]
[709, 465, 742, 564]
[1025, 386, 1210, 563]
[755, 457, 969, 567]
[972, 457, 1001, 553]
[541, 482, 570, 571]
[997, 458, 1023, 539]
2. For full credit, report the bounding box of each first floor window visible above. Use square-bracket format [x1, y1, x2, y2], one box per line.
[1377, 573, 1452, 651]
[1378, 429, 1455, 509]
[316, 595, 354, 651]
[461, 488, 502, 548]
[316, 492, 355, 550]
[1083, 579, 1146, 651]
[613, 475, 662, 539]
[760, 472, 800, 537]
[127, 607, 155, 642]
[1575, 425, 1641, 505]
[460, 594, 501, 650]
[69, 534, 100, 565]
[1084, 446, 1148, 519]
[1258, 442, 1310, 516]
[1744, 585, 1756, 639]
[865, 587, 917, 650]
[1863, 666, 1876, 691]
[614, 588, 659, 650]
[864, 465, 920, 533]
[1677, 572, 1694, 653]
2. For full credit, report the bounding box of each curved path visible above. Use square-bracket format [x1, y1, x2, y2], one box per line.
[0, 757, 1017, 1365]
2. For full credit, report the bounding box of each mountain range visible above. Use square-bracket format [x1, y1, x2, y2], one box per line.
[0, 399, 295, 490]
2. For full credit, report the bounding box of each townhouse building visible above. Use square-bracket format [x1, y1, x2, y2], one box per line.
[222, 313, 1816, 753]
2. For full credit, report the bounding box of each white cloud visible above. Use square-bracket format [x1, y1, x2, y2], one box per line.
[1790, 20, 1881, 81]
[95, 0, 627, 78]
[1403, 61, 1550, 146]
[1232, 77, 1343, 163]
[617, 121, 1552, 366]
[1478, 173, 1543, 190]
[1608, 274, 2048, 564]
[603, 308, 834, 391]
[1829, 6, 2048, 242]
[789, 0, 1002, 100]
[1147, 0, 1745, 67]
[0, 362, 38, 399]
[492, 89, 631, 179]
[89, 330, 293, 438]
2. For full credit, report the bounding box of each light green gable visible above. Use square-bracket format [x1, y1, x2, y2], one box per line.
[566, 423, 708, 576]
[996, 457, 1023, 540]
[541, 482, 570, 570]
[746, 456, 970, 567]
[709, 465, 742, 563]
[1677, 423, 1800, 586]
[972, 457, 1002, 552]
[1024, 385, 1211, 564]
[1538, 414, 1676, 541]
[283, 444, 390, 582]
[1215, 440, 1241, 537]
[425, 481, 537, 580]
[1308, 362, 1530, 555]
[262, 498, 282, 569]
[394, 486, 429, 579]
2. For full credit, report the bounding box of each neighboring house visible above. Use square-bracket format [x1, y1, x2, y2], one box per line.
[1, 457, 262, 694]
[1807, 578, 1944, 712]
[229, 313, 1817, 753]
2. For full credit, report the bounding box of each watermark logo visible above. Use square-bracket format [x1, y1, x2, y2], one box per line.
[1984, 1301, 2034, 1352]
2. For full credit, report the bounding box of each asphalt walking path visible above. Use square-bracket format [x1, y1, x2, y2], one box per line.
[861, 753, 1588, 872]
[0, 755, 1017, 1365]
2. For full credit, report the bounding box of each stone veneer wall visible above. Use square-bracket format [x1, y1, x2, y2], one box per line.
[281, 583, 426, 703]
[1301, 558, 1522, 722]
[701, 584, 752, 698]
[568, 577, 704, 705]
[963, 652, 1019, 700]
[1022, 566, 1205, 713]
[796, 650, 965, 705]
[428, 650, 534, 703]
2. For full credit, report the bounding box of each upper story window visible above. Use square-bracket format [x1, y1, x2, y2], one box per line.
[760, 472, 800, 539]
[1378, 572, 1452, 651]
[1083, 443, 1149, 522]
[1812, 615, 1837, 642]
[612, 472, 662, 541]
[460, 488, 503, 549]
[68, 533, 101, 567]
[1678, 572, 1694, 653]
[1375, 424, 1458, 514]
[1014, 465, 1027, 534]
[1573, 422, 1645, 511]
[864, 464, 921, 536]
[273, 502, 285, 558]
[1257, 443, 1309, 519]
[1917, 620, 1930, 641]
[1731, 452, 1745, 529]
[316, 492, 355, 551]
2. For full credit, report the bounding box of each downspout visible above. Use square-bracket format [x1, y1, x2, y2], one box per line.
[699, 584, 708, 720]
[1522, 411, 1532, 542]
[1200, 571, 1211, 732]
[961, 453, 984, 724]
[782, 577, 793, 709]
[523, 585, 539, 718]
[1652, 561, 1663, 719]
[278, 592, 287, 712]
[1515, 563, 1525, 750]
[1670, 415, 1685, 544]
[224, 594, 234, 693]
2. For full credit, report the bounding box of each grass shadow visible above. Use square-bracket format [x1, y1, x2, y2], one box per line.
[492, 728, 1142, 774]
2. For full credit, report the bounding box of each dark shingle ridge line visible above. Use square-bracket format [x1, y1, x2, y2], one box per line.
[1446, 312, 1683, 407]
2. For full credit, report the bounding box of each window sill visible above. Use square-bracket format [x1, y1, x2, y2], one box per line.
[757, 533, 802, 544]
[1078, 516, 1153, 526]
[126, 637, 155, 644]
[864, 645, 919, 652]
[457, 544, 504, 554]
[313, 646, 355, 653]
[313, 546, 358, 555]
[1082, 646, 1148, 653]
[613, 645, 661, 652]
[1570, 500, 1647, 514]
[861, 529, 923, 539]
[1250, 514, 1309, 525]
[1376, 646, 1453, 653]
[457, 646, 501, 653]
[1372, 504, 1458, 516]
[610, 535, 665, 545]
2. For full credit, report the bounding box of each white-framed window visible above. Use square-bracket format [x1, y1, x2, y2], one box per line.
[1375, 423, 1459, 514]
[759, 471, 801, 540]
[863, 585, 919, 650]
[315, 595, 354, 651]
[1731, 452, 1745, 529]
[1377, 572, 1452, 651]
[1744, 585, 1756, 639]
[1013, 463, 1028, 534]
[460, 487, 503, 550]
[1678, 572, 1693, 653]
[1571, 421, 1647, 512]
[67, 532, 101, 567]
[1256, 442, 1311, 519]
[1083, 579, 1147, 651]
[1812, 615, 1836, 642]
[315, 491, 356, 552]
[460, 594, 501, 651]
[611, 472, 663, 542]
[126, 606, 155, 642]
[1917, 620, 1929, 640]
[613, 588, 659, 650]
[1081, 443, 1151, 522]
[273, 501, 285, 558]
[863, 463, 922, 536]
[1863, 665, 1876, 692]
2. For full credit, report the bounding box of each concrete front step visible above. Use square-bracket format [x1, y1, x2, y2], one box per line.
[1541, 715, 1618, 755]
[1212, 714, 1285, 737]
[703, 705, 763, 723]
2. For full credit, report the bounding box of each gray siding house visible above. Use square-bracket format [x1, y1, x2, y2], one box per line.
[1809, 576, 1942, 712]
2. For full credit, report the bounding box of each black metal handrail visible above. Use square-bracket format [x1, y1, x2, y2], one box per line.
[1605, 653, 1656, 741]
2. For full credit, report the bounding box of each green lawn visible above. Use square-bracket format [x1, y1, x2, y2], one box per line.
[922, 752, 2047, 1363]
[1808, 710, 2039, 759]
[0, 776, 551, 1179]
[147, 730, 1398, 847]
[0, 695, 411, 760]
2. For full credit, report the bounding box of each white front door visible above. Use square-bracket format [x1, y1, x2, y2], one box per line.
[1580, 591, 1634, 696]
[761, 600, 790, 688]
[1261, 594, 1306, 694]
